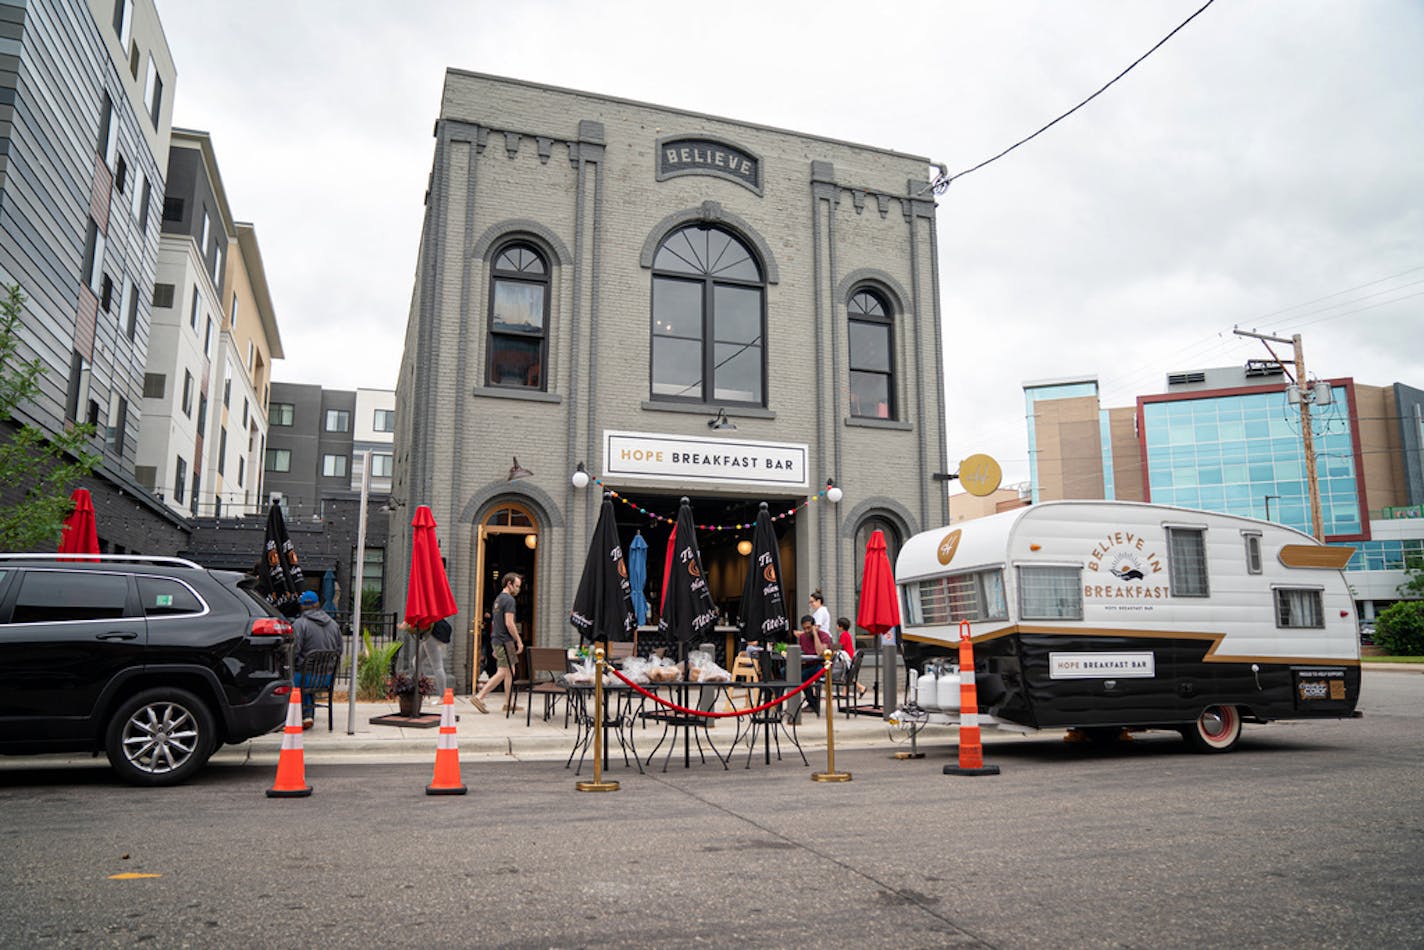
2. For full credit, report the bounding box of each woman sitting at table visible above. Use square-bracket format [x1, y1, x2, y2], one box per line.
[796, 615, 832, 714]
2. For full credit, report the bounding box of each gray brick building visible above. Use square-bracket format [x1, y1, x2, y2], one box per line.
[394, 71, 948, 689]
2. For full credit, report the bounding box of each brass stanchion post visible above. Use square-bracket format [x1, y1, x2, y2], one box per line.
[576, 646, 620, 792]
[812, 648, 851, 783]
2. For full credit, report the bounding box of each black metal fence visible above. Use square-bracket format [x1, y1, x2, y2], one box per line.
[329, 610, 400, 686]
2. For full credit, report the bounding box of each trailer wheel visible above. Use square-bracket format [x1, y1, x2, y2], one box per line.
[1181, 705, 1241, 753]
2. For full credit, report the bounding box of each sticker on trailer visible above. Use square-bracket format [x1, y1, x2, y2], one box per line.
[1049, 652, 1155, 679]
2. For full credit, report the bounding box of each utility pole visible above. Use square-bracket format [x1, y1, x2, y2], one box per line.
[1233, 329, 1324, 540]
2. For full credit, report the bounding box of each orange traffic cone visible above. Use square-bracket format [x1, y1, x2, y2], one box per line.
[266, 688, 313, 797]
[426, 689, 467, 795]
[944, 620, 1001, 777]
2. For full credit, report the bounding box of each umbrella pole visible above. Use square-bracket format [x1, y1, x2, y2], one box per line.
[577, 647, 620, 793]
[412, 628, 423, 717]
[812, 649, 851, 782]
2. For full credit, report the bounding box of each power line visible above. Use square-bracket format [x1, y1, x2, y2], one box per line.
[930, 0, 1217, 193]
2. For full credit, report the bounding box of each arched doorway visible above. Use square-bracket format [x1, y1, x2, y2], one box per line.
[472, 502, 539, 688]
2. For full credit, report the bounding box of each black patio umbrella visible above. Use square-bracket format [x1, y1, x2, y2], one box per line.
[256, 502, 305, 618]
[570, 493, 637, 643]
[657, 497, 717, 648]
[738, 502, 790, 646]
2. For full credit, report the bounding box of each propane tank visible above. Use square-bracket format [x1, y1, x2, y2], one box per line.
[918, 660, 942, 711]
[936, 660, 962, 713]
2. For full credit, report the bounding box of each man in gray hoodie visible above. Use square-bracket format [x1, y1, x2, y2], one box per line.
[292, 590, 343, 728]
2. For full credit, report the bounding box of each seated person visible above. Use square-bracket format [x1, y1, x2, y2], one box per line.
[836, 616, 867, 696]
[795, 615, 832, 714]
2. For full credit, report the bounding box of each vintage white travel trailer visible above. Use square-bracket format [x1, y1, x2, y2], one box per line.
[893, 501, 1360, 751]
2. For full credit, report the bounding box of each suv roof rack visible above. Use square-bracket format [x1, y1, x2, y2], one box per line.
[0, 553, 204, 569]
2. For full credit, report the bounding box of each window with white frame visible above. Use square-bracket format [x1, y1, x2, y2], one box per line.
[324, 409, 350, 432]
[1167, 526, 1209, 597]
[322, 454, 348, 478]
[373, 408, 395, 432]
[371, 453, 393, 478]
[1274, 588, 1323, 628]
[143, 56, 162, 126]
[1019, 565, 1084, 620]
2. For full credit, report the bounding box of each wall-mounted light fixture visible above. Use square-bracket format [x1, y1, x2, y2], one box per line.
[708, 408, 737, 431]
[825, 478, 843, 504]
[571, 461, 590, 489]
[507, 456, 534, 481]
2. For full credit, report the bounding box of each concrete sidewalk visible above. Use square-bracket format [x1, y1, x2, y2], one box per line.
[214, 690, 909, 767]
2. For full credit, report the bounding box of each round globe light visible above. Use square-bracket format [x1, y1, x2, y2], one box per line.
[737, 539, 753, 556]
[571, 468, 590, 489]
[827, 484, 844, 503]
[525, 534, 538, 549]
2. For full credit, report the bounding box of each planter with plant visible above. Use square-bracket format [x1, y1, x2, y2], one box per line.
[386, 671, 437, 716]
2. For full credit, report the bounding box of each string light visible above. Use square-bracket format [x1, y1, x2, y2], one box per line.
[586, 475, 834, 532]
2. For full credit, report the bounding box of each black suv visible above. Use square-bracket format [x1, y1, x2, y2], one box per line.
[0, 555, 293, 785]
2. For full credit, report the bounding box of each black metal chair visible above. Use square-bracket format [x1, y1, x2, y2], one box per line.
[834, 650, 866, 718]
[297, 649, 341, 731]
[643, 683, 728, 772]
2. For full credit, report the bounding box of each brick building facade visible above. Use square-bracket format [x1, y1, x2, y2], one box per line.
[394, 72, 948, 689]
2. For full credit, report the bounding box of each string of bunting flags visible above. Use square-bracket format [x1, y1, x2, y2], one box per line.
[586, 475, 834, 532]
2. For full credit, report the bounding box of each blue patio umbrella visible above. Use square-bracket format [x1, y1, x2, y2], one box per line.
[628, 530, 649, 626]
[320, 568, 336, 611]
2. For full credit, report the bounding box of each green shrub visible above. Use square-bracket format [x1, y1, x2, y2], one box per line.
[1373, 601, 1424, 656]
[356, 630, 403, 701]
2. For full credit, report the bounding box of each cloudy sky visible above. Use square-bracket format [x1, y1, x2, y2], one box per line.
[157, 0, 1422, 490]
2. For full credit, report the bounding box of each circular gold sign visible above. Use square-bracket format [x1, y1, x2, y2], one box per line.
[959, 454, 1003, 498]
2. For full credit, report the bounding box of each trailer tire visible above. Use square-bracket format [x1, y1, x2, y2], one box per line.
[1181, 705, 1241, 753]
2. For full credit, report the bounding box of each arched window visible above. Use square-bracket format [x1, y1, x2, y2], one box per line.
[486, 243, 549, 390]
[650, 225, 764, 406]
[848, 289, 894, 419]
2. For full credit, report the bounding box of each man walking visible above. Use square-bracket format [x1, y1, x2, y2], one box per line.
[292, 590, 342, 729]
[472, 572, 524, 714]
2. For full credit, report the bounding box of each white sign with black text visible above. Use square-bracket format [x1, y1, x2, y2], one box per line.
[1049, 652, 1156, 679]
[603, 430, 808, 488]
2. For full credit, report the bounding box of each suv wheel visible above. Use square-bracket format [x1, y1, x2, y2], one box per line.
[105, 688, 216, 786]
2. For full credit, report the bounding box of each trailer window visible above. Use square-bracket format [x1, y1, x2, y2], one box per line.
[1243, 532, 1262, 575]
[1019, 566, 1083, 620]
[909, 570, 1007, 624]
[1166, 527, 1209, 597]
[1274, 588, 1323, 628]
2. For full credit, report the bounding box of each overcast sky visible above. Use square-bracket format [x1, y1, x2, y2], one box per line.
[157, 0, 1423, 491]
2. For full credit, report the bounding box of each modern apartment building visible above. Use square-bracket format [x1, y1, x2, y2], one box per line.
[134, 129, 282, 519]
[0, 0, 187, 552]
[1025, 367, 1424, 621]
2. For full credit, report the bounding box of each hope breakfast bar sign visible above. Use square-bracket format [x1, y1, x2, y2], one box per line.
[603, 430, 808, 488]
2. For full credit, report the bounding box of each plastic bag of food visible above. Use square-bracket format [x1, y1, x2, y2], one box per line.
[564, 657, 595, 685]
[688, 650, 731, 683]
[620, 655, 651, 684]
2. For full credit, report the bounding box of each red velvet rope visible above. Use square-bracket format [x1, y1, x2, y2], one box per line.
[605, 665, 826, 718]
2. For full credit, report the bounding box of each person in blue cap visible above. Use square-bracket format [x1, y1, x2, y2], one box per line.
[292, 590, 342, 729]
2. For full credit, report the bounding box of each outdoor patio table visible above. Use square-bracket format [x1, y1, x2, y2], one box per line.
[563, 680, 645, 776]
[638, 680, 733, 772]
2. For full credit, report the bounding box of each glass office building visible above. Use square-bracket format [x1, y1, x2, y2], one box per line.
[1141, 385, 1364, 539]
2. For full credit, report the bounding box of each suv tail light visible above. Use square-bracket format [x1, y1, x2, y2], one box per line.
[250, 618, 293, 637]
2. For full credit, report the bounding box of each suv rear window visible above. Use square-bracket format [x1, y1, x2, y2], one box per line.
[137, 576, 204, 617]
[12, 571, 130, 622]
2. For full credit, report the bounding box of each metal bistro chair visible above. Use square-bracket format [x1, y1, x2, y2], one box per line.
[524, 647, 570, 727]
[643, 682, 728, 772]
[834, 650, 866, 718]
[296, 649, 341, 731]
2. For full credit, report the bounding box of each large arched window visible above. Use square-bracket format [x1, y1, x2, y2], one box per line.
[486, 243, 549, 390]
[848, 288, 895, 419]
[650, 225, 764, 406]
[854, 515, 902, 606]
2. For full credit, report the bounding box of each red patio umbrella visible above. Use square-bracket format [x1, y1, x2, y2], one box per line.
[58, 488, 99, 557]
[403, 505, 458, 715]
[856, 529, 900, 637]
